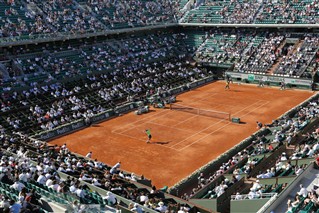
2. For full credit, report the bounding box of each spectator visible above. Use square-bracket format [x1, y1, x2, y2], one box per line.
[9, 199, 22, 213]
[256, 121, 263, 129]
[10, 180, 25, 192]
[131, 203, 143, 213]
[155, 201, 167, 212]
[234, 192, 242, 200]
[85, 151, 92, 158]
[110, 162, 121, 174]
[104, 192, 117, 206]
[297, 184, 308, 198]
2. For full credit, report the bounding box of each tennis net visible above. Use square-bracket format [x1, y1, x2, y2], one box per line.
[170, 103, 231, 121]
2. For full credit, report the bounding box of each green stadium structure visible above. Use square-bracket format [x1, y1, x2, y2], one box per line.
[0, 1, 319, 212]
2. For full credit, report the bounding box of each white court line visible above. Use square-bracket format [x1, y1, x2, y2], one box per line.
[168, 119, 225, 149]
[174, 92, 219, 111]
[113, 107, 195, 148]
[116, 96, 228, 134]
[172, 98, 266, 128]
[113, 99, 268, 152]
[171, 114, 199, 127]
[147, 121, 195, 133]
[193, 92, 219, 103]
[177, 101, 270, 151]
[168, 100, 265, 149]
[114, 131, 180, 151]
[113, 109, 171, 134]
[115, 132, 146, 142]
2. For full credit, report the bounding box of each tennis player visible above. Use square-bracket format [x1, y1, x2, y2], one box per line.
[145, 129, 152, 144]
[225, 80, 230, 90]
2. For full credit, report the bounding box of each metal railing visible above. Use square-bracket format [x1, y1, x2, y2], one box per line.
[257, 194, 279, 213]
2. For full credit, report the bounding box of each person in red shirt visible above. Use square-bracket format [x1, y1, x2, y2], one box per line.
[315, 155, 319, 167]
[268, 144, 274, 151]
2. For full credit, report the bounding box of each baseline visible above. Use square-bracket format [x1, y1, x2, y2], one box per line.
[146, 121, 195, 133]
[112, 108, 171, 134]
[114, 131, 181, 151]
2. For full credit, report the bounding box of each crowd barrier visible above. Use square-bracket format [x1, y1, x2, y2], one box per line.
[33, 120, 87, 141]
[168, 127, 269, 196]
[168, 92, 319, 196]
[225, 71, 313, 89]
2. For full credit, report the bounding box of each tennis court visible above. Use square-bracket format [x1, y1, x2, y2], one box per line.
[49, 81, 315, 188]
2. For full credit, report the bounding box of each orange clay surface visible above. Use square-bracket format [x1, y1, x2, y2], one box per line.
[50, 81, 315, 188]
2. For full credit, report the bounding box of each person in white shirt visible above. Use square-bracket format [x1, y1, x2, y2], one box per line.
[45, 172, 53, 180]
[177, 207, 186, 213]
[155, 201, 167, 212]
[307, 149, 315, 157]
[45, 177, 53, 187]
[234, 192, 242, 200]
[217, 186, 225, 197]
[295, 166, 304, 175]
[76, 161, 83, 168]
[276, 161, 284, 171]
[36, 164, 43, 172]
[86, 161, 94, 167]
[280, 152, 288, 161]
[79, 173, 92, 182]
[312, 142, 319, 151]
[18, 171, 28, 183]
[104, 192, 117, 206]
[29, 165, 37, 173]
[139, 192, 149, 204]
[48, 180, 59, 191]
[297, 184, 308, 198]
[252, 180, 262, 191]
[75, 186, 86, 198]
[110, 162, 121, 174]
[248, 188, 256, 199]
[94, 160, 103, 169]
[131, 203, 143, 213]
[85, 151, 92, 158]
[37, 173, 47, 185]
[291, 153, 301, 160]
[26, 170, 33, 180]
[10, 181, 25, 192]
[257, 169, 273, 179]
[92, 178, 102, 186]
[69, 184, 77, 194]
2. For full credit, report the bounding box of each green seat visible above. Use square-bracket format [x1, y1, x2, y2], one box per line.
[272, 184, 283, 193]
[300, 202, 314, 213]
[160, 186, 168, 193]
[97, 198, 106, 208]
[202, 191, 212, 198]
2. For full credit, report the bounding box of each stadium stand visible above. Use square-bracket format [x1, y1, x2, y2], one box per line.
[0, 130, 212, 212]
[181, 0, 319, 25]
[273, 35, 319, 78]
[167, 93, 319, 212]
[1, 1, 319, 213]
[182, 0, 261, 24]
[0, 0, 178, 42]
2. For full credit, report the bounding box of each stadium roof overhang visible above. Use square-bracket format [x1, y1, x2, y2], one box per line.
[179, 23, 319, 28]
